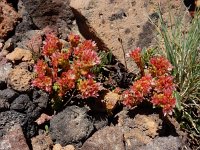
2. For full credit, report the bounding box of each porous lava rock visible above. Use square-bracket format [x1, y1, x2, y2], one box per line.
[7, 67, 33, 92]
[0, 0, 20, 39]
[50, 105, 94, 146]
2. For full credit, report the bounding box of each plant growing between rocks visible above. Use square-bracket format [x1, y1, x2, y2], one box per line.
[154, 7, 200, 148]
[32, 33, 102, 110]
[122, 47, 176, 116]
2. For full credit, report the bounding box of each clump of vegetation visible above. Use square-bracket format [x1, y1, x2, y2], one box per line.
[122, 47, 176, 116]
[154, 7, 200, 147]
[32, 33, 102, 109]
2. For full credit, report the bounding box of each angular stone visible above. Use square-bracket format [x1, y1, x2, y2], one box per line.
[0, 88, 18, 103]
[0, 124, 29, 150]
[0, 98, 9, 112]
[81, 126, 125, 150]
[50, 105, 94, 146]
[32, 90, 49, 109]
[0, 110, 27, 137]
[21, 0, 75, 39]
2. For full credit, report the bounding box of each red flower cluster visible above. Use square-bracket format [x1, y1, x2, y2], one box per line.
[150, 56, 173, 76]
[42, 34, 61, 56]
[127, 47, 142, 64]
[78, 78, 101, 99]
[154, 75, 175, 93]
[151, 90, 176, 115]
[32, 33, 101, 100]
[122, 75, 152, 107]
[122, 48, 176, 116]
[131, 75, 153, 100]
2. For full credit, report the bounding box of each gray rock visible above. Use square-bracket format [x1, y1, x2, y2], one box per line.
[0, 98, 10, 112]
[0, 124, 30, 150]
[50, 105, 94, 146]
[12, 30, 43, 50]
[90, 112, 108, 130]
[10, 94, 41, 119]
[21, 0, 74, 39]
[0, 110, 27, 137]
[0, 110, 37, 138]
[0, 63, 12, 83]
[32, 90, 48, 109]
[0, 88, 18, 103]
[16, 0, 38, 34]
[139, 136, 183, 150]
[81, 126, 125, 150]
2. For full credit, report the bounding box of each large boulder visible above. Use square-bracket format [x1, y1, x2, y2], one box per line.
[70, 0, 189, 72]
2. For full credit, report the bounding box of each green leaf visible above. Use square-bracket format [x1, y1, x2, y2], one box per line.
[174, 91, 182, 111]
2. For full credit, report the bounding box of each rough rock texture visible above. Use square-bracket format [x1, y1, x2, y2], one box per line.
[32, 90, 49, 110]
[6, 47, 33, 62]
[91, 112, 108, 130]
[117, 109, 162, 149]
[139, 136, 183, 150]
[12, 30, 43, 51]
[0, 63, 12, 83]
[70, 0, 188, 72]
[0, 0, 20, 39]
[0, 124, 29, 150]
[1, 38, 14, 54]
[81, 126, 125, 150]
[0, 98, 10, 112]
[20, 0, 76, 39]
[50, 106, 94, 146]
[31, 134, 53, 150]
[0, 109, 37, 138]
[7, 67, 33, 92]
[0, 110, 28, 137]
[53, 144, 75, 150]
[0, 88, 18, 103]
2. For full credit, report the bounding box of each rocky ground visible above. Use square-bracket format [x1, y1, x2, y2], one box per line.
[0, 0, 195, 150]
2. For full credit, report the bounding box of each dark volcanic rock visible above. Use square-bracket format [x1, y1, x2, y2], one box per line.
[0, 110, 37, 138]
[21, 0, 74, 39]
[0, 98, 10, 112]
[0, 88, 18, 103]
[10, 94, 42, 119]
[50, 105, 94, 146]
[0, 110, 27, 137]
[90, 112, 108, 130]
[11, 94, 35, 112]
[32, 90, 48, 109]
